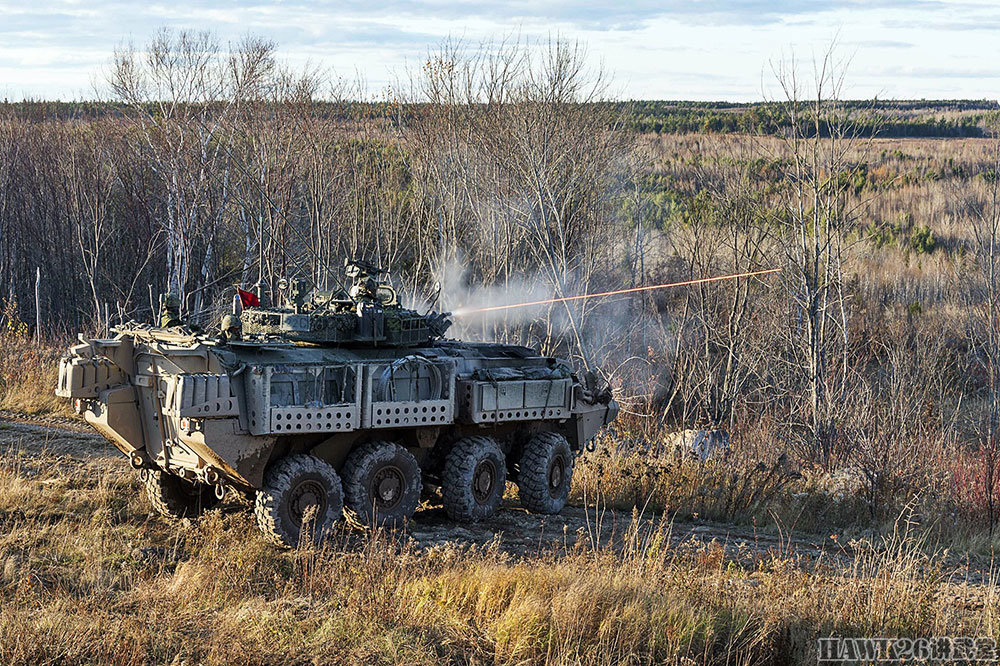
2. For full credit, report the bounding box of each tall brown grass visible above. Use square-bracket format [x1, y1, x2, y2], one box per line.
[1, 443, 996, 665]
[0, 334, 67, 416]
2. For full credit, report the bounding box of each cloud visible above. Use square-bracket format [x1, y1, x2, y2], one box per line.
[885, 18, 1000, 30]
[0, 0, 997, 100]
[866, 64, 1000, 80]
[850, 39, 913, 48]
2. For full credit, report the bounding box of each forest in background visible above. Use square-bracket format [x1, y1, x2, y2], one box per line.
[5, 31, 1000, 544]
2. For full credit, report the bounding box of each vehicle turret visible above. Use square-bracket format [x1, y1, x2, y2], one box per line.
[239, 261, 452, 346]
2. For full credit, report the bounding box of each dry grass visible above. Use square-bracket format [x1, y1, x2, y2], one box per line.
[0, 326, 69, 416]
[572, 427, 1000, 558]
[0, 441, 997, 665]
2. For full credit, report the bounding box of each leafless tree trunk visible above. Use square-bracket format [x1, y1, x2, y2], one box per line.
[769, 46, 877, 466]
[34, 267, 41, 345]
[960, 130, 1000, 534]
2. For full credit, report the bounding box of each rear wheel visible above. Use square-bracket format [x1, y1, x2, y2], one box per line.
[441, 436, 506, 522]
[254, 454, 344, 548]
[517, 432, 573, 514]
[143, 470, 218, 519]
[342, 441, 421, 527]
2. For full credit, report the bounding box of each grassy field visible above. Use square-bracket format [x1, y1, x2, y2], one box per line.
[1, 336, 998, 664]
[0, 425, 996, 665]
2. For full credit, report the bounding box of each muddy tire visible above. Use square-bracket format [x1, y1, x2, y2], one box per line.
[143, 470, 218, 519]
[342, 441, 422, 527]
[254, 454, 344, 548]
[516, 431, 573, 514]
[441, 436, 506, 522]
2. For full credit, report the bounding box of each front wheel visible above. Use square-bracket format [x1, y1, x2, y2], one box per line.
[143, 470, 218, 519]
[516, 432, 573, 514]
[254, 454, 344, 548]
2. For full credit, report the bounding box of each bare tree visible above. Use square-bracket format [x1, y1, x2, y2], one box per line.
[407, 37, 634, 367]
[665, 139, 774, 430]
[110, 29, 275, 317]
[769, 46, 878, 466]
[0, 112, 25, 303]
[959, 130, 1000, 533]
[56, 121, 116, 331]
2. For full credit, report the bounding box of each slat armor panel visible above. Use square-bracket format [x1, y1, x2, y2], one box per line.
[171, 374, 240, 417]
[458, 378, 572, 423]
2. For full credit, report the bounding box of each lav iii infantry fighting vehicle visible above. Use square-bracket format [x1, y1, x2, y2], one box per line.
[56, 261, 618, 546]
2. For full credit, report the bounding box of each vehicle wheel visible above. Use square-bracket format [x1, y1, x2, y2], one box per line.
[254, 454, 344, 548]
[342, 441, 421, 527]
[143, 469, 219, 519]
[441, 436, 506, 522]
[516, 431, 573, 514]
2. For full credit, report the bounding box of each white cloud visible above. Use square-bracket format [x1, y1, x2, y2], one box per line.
[0, 0, 997, 100]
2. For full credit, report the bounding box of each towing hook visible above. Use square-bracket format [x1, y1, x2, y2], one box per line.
[204, 466, 220, 485]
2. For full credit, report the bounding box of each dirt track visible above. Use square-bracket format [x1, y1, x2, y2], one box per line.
[0, 412, 860, 564]
[0, 412, 992, 596]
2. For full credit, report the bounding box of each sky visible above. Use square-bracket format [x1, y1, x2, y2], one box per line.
[1, 0, 998, 102]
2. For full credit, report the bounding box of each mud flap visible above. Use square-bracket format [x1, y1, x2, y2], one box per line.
[86, 385, 146, 457]
[573, 399, 619, 450]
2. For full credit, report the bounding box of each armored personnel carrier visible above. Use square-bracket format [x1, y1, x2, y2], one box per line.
[56, 262, 618, 547]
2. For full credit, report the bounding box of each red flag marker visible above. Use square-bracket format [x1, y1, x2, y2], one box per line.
[237, 288, 259, 308]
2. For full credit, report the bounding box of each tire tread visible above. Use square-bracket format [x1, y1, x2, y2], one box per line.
[342, 441, 421, 526]
[254, 454, 343, 548]
[441, 436, 505, 522]
[517, 431, 572, 514]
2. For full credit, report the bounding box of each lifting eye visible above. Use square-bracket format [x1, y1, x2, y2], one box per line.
[179, 417, 203, 434]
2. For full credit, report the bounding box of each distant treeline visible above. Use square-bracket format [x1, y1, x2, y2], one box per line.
[4, 98, 999, 138]
[620, 99, 1000, 138]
